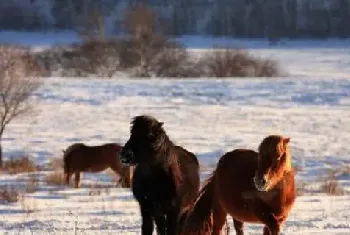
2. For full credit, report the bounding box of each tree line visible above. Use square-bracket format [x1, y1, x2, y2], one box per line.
[0, 0, 350, 39]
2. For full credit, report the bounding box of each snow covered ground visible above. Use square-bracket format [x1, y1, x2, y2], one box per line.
[0, 31, 349, 234]
[0, 77, 349, 234]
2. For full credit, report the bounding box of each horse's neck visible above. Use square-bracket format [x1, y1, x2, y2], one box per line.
[270, 154, 294, 191]
[156, 140, 175, 164]
[284, 152, 293, 173]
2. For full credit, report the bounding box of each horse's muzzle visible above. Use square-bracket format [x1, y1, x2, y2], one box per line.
[253, 173, 268, 192]
[120, 148, 134, 165]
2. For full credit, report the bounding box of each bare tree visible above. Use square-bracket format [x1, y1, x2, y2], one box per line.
[121, 4, 197, 77]
[68, 0, 106, 41]
[0, 45, 42, 166]
[123, 3, 156, 41]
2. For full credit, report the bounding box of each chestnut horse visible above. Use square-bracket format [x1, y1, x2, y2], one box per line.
[63, 143, 133, 188]
[181, 135, 296, 235]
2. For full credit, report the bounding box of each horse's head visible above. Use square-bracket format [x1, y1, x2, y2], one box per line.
[120, 115, 165, 166]
[254, 135, 292, 192]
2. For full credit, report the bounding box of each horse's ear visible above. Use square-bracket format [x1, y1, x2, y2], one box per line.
[283, 137, 290, 144]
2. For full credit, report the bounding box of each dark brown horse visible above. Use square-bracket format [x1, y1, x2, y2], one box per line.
[63, 143, 133, 188]
[120, 115, 200, 235]
[181, 135, 296, 235]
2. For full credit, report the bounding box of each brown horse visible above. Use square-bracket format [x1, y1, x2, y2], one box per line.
[63, 143, 133, 188]
[181, 135, 296, 235]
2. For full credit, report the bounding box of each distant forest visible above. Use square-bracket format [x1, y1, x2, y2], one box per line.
[1, 0, 350, 39]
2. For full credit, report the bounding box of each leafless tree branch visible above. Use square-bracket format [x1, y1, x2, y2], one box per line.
[0, 45, 43, 164]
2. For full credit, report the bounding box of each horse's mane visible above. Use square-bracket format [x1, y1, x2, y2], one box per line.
[258, 135, 282, 156]
[131, 115, 183, 191]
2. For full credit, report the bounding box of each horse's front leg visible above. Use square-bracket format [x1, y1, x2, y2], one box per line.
[253, 200, 280, 235]
[165, 207, 180, 235]
[74, 172, 81, 188]
[154, 213, 167, 235]
[65, 171, 72, 185]
[263, 223, 280, 235]
[140, 203, 154, 235]
[233, 219, 244, 235]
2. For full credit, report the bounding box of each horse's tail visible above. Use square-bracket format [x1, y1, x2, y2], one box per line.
[63, 149, 70, 176]
[181, 173, 216, 235]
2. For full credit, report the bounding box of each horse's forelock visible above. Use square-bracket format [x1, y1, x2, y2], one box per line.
[258, 135, 283, 160]
[131, 116, 152, 134]
[130, 116, 166, 140]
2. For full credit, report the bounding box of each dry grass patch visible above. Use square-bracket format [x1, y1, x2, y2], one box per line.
[19, 195, 37, 214]
[1, 156, 38, 174]
[0, 186, 20, 203]
[200, 47, 280, 77]
[25, 174, 39, 194]
[47, 157, 63, 171]
[44, 170, 66, 186]
[296, 181, 309, 196]
[340, 164, 350, 176]
[320, 169, 345, 196]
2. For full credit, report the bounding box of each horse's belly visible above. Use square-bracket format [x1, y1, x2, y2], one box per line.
[225, 205, 260, 223]
[219, 193, 261, 223]
[85, 165, 108, 172]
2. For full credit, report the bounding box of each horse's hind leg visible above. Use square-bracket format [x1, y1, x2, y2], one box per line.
[233, 219, 244, 235]
[263, 226, 271, 235]
[74, 172, 81, 188]
[212, 201, 227, 235]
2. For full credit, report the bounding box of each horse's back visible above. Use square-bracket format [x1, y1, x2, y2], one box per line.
[218, 149, 258, 173]
[66, 143, 122, 172]
[216, 149, 258, 194]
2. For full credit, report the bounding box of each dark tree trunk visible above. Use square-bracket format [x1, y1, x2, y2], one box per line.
[0, 143, 2, 167]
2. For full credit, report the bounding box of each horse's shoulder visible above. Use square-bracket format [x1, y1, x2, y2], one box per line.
[101, 143, 122, 151]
